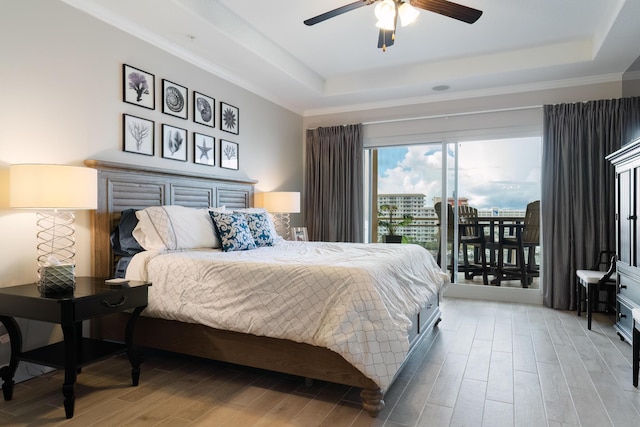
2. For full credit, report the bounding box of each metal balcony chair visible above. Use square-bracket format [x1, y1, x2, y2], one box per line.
[435, 202, 489, 285]
[491, 200, 540, 287]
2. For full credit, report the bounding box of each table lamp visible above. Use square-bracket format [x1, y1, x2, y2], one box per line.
[260, 192, 300, 240]
[9, 164, 97, 291]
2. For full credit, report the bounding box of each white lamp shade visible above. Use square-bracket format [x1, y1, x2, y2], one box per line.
[260, 192, 300, 213]
[9, 164, 98, 210]
[375, 0, 396, 21]
[398, 3, 419, 26]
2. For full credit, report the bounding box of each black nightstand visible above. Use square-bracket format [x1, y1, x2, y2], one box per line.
[0, 277, 151, 419]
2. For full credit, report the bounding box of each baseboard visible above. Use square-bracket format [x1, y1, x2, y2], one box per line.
[443, 282, 543, 305]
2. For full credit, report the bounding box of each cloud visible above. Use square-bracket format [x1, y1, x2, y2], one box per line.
[377, 138, 541, 209]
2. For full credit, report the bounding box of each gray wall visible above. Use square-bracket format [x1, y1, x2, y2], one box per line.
[623, 55, 640, 97]
[0, 0, 302, 374]
[0, 0, 303, 287]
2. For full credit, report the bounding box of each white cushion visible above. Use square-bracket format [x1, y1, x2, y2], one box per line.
[133, 205, 225, 251]
[576, 269, 608, 284]
[632, 308, 640, 327]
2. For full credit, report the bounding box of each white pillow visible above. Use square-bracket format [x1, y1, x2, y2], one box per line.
[233, 207, 283, 241]
[133, 205, 225, 251]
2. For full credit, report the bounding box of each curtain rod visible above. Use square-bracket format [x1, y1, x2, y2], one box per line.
[362, 105, 543, 126]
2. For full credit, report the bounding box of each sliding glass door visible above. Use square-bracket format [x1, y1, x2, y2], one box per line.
[367, 143, 444, 256]
[367, 136, 542, 295]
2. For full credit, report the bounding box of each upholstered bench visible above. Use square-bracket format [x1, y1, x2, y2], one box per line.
[576, 268, 616, 330]
[633, 308, 640, 388]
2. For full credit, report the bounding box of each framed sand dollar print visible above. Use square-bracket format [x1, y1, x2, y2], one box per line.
[162, 79, 188, 119]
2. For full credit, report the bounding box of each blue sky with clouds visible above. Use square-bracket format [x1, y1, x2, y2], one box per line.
[377, 137, 542, 210]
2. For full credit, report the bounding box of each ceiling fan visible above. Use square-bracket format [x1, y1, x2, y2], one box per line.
[304, 0, 483, 51]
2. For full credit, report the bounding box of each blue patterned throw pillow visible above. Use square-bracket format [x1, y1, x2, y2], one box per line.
[241, 212, 275, 247]
[209, 211, 256, 252]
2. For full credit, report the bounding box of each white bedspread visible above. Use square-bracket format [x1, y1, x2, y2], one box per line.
[125, 241, 448, 390]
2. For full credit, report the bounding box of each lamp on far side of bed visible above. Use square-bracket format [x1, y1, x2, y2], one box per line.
[259, 191, 300, 240]
[9, 164, 97, 291]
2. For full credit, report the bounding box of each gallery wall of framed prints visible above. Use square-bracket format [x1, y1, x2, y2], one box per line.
[121, 63, 240, 171]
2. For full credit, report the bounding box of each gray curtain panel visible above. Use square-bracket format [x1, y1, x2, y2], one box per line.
[542, 97, 640, 309]
[305, 124, 363, 242]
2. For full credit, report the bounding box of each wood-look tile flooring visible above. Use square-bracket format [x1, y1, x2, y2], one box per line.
[1, 297, 639, 426]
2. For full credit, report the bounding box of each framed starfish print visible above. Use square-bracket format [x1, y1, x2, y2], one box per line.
[220, 101, 239, 134]
[194, 133, 215, 166]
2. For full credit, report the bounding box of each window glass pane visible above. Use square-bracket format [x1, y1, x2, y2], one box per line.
[458, 137, 541, 212]
[368, 136, 541, 290]
[374, 144, 442, 256]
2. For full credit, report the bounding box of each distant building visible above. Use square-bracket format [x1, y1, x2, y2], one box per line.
[478, 208, 526, 217]
[377, 194, 525, 243]
[377, 194, 437, 242]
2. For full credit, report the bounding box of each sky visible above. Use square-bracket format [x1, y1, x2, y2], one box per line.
[377, 137, 542, 210]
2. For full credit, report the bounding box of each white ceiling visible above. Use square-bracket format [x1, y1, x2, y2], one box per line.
[62, 0, 640, 116]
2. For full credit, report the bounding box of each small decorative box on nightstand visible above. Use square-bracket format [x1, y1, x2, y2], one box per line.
[38, 264, 76, 294]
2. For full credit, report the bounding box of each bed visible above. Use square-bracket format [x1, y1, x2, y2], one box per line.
[86, 159, 447, 416]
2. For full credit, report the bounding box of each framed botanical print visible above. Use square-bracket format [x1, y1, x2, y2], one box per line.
[123, 114, 154, 156]
[123, 64, 155, 110]
[162, 124, 187, 161]
[220, 139, 239, 170]
[194, 132, 215, 166]
[193, 91, 215, 127]
[220, 102, 239, 134]
[162, 79, 188, 119]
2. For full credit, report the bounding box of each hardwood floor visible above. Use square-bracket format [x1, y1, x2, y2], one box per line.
[1, 297, 639, 426]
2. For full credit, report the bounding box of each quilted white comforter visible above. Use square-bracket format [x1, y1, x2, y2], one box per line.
[125, 241, 448, 390]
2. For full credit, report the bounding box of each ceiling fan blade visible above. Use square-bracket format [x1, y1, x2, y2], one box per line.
[410, 0, 482, 24]
[377, 28, 395, 50]
[304, 1, 369, 26]
[377, 11, 397, 51]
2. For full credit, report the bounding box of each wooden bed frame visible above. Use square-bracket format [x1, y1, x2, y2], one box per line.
[85, 159, 442, 416]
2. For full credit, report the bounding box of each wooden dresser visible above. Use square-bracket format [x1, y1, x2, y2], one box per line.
[607, 136, 640, 343]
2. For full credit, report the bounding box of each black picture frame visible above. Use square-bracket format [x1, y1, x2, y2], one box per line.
[220, 139, 239, 170]
[162, 79, 188, 119]
[162, 124, 187, 161]
[220, 102, 239, 134]
[123, 64, 155, 110]
[123, 114, 154, 156]
[194, 133, 215, 166]
[193, 91, 215, 127]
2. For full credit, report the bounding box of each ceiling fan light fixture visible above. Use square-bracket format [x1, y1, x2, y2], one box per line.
[398, 2, 419, 27]
[374, 0, 396, 21]
[375, 17, 396, 31]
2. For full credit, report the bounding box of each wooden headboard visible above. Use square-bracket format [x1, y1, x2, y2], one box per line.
[85, 160, 257, 278]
